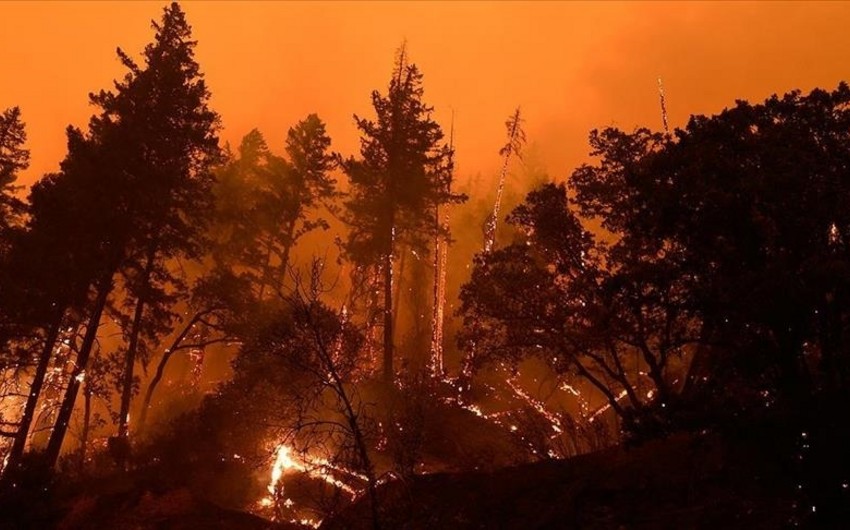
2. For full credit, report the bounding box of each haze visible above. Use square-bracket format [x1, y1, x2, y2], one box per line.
[3, 1, 850, 194]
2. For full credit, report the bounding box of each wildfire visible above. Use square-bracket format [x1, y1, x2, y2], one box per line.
[268, 444, 301, 495]
[260, 442, 365, 527]
[588, 389, 629, 422]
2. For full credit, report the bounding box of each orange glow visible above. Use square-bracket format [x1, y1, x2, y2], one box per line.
[3, 1, 850, 200]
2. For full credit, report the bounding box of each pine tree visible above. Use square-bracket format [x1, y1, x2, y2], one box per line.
[44, 1, 221, 467]
[256, 114, 337, 297]
[0, 106, 28, 254]
[341, 46, 464, 384]
[2, 125, 125, 477]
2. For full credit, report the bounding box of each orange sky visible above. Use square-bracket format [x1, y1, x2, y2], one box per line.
[3, 1, 850, 196]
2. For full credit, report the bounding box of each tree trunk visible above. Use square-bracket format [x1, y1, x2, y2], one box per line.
[392, 248, 406, 331]
[431, 206, 441, 373]
[383, 244, 395, 386]
[257, 236, 274, 301]
[44, 274, 112, 469]
[4, 314, 63, 475]
[117, 251, 156, 441]
[137, 312, 202, 434]
[279, 216, 298, 285]
[79, 382, 92, 471]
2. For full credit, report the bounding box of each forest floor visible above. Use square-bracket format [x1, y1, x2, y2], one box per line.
[324, 431, 800, 529]
[33, 429, 811, 530]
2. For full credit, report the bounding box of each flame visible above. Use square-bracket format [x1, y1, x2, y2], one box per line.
[261, 442, 363, 519]
[657, 76, 670, 134]
[260, 442, 370, 527]
[268, 444, 302, 495]
[588, 389, 629, 422]
[430, 211, 450, 376]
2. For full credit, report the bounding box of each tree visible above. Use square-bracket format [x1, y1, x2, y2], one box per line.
[2, 123, 129, 478]
[136, 267, 252, 433]
[255, 115, 337, 297]
[136, 116, 336, 436]
[341, 46, 464, 384]
[572, 83, 850, 403]
[212, 118, 336, 299]
[43, 1, 221, 468]
[0, 106, 28, 253]
[460, 179, 699, 437]
[482, 107, 525, 253]
[462, 83, 850, 443]
[0, 106, 30, 407]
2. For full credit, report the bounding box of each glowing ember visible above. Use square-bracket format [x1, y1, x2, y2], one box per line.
[268, 444, 302, 495]
[260, 442, 368, 527]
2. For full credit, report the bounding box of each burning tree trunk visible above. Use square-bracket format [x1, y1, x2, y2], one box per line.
[483, 107, 526, 254]
[3, 315, 63, 476]
[392, 248, 407, 333]
[44, 273, 113, 469]
[430, 211, 450, 376]
[430, 115, 455, 377]
[382, 228, 395, 385]
[78, 377, 94, 470]
[657, 77, 670, 134]
[460, 108, 526, 393]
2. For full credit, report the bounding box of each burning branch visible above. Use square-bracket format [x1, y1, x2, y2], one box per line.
[483, 107, 526, 254]
[657, 77, 670, 134]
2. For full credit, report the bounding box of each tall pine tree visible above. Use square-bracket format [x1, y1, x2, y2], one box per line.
[45, 1, 221, 467]
[341, 46, 464, 384]
[0, 106, 28, 255]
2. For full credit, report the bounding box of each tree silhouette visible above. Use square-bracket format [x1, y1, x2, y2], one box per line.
[44, 1, 221, 467]
[462, 84, 850, 442]
[341, 46, 464, 384]
[256, 114, 337, 297]
[3, 124, 129, 476]
[0, 106, 28, 254]
[573, 83, 850, 404]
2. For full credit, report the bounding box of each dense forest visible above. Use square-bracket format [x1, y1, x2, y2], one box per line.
[2, 3, 850, 529]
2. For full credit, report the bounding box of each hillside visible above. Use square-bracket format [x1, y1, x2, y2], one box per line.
[324, 433, 799, 529]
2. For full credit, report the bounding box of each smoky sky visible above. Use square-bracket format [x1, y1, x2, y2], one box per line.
[3, 1, 850, 200]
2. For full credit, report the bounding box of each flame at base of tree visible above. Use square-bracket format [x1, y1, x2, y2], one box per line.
[260, 442, 368, 528]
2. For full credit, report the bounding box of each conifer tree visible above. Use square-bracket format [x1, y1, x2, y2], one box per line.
[0, 106, 28, 252]
[45, 1, 221, 466]
[341, 46, 464, 384]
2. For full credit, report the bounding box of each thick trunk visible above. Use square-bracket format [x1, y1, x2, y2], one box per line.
[44, 274, 112, 469]
[257, 236, 274, 301]
[117, 295, 146, 439]
[4, 314, 63, 475]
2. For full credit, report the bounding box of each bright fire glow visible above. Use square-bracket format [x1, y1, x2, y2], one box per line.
[261, 442, 363, 526]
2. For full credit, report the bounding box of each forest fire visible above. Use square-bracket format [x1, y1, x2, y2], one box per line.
[260, 442, 365, 527]
[2, 2, 850, 529]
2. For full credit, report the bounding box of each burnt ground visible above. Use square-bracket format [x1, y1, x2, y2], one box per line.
[324, 432, 811, 530]
[6, 426, 848, 529]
